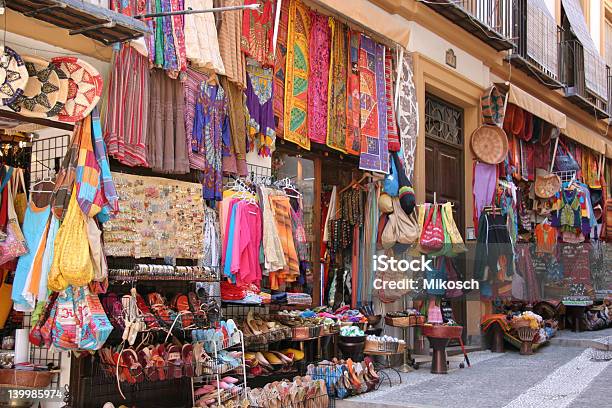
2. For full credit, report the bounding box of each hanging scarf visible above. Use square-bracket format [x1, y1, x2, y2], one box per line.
[396, 51, 418, 181]
[307, 11, 331, 145]
[272, 0, 290, 137]
[326, 18, 348, 153]
[283, 0, 311, 149]
[384, 49, 400, 152]
[358, 34, 389, 174]
[346, 30, 361, 155]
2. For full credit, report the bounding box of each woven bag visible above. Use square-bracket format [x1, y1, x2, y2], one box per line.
[48, 190, 93, 291]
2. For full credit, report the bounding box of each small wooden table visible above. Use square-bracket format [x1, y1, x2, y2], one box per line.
[562, 301, 593, 333]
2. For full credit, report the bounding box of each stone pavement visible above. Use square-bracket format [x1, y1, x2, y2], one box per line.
[336, 332, 612, 408]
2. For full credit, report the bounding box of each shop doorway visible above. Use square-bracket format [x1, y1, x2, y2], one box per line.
[424, 93, 467, 339]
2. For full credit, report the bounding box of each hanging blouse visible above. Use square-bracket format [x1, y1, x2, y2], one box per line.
[220, 76, 248, 176]
[241, 0, 275, 67]
[230, 201, 263, 285]
[307, 11, 331, 145]
[184, 0, 226, 75]
[245, 62, 275, 157]
[191, 82, 230, 201]
[534, 223, 557, 254]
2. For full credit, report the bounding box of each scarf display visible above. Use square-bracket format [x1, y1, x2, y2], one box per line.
[283, 0, 311, 149]
[358, 34, 389, 174]
[326, 19, 348, 153]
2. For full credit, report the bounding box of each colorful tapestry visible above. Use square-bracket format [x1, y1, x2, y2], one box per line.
[346, 30, 361, 156]
[358, 35, 389, 174]
[307, 11, 331, 145]
[385, 49, 400, 152]
[273, 0, 290, 137]
[284, 0, 311, 149]
[326, 19, 348, 153]
[397, 52, 418, 181]
[241, 0, 275, 67]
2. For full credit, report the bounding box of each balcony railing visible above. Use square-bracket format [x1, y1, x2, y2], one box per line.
[508, 0, 564, 89]
[422, 0, 515, 51]
[560, 39, 610, 119]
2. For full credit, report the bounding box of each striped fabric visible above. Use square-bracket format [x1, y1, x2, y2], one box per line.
[75, 115, 101, 218]
[91, 108, 119, 223]
[269, 196, 299, 290]
[51, 126, 80, 220]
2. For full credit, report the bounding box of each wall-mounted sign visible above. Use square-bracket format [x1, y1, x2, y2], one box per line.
[446, 49, 457, 69]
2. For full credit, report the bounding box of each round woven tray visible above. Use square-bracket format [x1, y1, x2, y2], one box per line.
[0, 369, 56, 389]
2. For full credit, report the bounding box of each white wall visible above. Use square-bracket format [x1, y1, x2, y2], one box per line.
[590, 0, 602, 53]
[407, 21, 491, 88]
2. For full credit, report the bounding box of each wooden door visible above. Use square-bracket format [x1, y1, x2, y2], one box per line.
[424, 94, 466, 339]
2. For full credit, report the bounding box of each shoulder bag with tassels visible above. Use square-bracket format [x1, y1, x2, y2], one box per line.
[12, 168, 27, 225]
[0, 180, 28, 265]
[419, 204, 444, 252]
[48, 188, 93, 292]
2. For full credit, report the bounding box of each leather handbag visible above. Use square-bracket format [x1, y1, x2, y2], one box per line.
[419, 204, 444, 252]
[0, 181, 28, 265]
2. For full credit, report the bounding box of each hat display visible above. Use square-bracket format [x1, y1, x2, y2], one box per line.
[391, 152, 416, 216]
[8, 55, 69, 118]
[534, 173, 561, 199]
[379, 193, 393, 214]
[50, 56, 103, 122]
[0, 46, 29, 107]
[471, 125, 509, 165]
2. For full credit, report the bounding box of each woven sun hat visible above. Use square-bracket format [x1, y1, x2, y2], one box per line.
[0, 46, 29, 106]
[534, 172, 561, 199]
[50, 56, 103, 122]
[471, 125, 509, 164]
[379, 193, 394, 214]
[8, 55, 69, 118]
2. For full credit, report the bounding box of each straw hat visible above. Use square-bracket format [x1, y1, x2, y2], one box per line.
[0, 46, 29, 106]
[470, 125, 508, 164]
[50, 56, 103, 122]
[8, 55, 69, 118]
[534, 173, 561, 199]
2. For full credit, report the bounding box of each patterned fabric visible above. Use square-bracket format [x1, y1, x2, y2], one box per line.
[218, 0, 247, 88]
[191, 82, 229, 201]
[170, 0, 187, 75]
[346, 31, 361, 156]
[75, 115, 101, 217]
[358, 35, 389, 174]
[104, 44, 149, 167]
[272, 0, 290, 137]
[51, 130, 79, 220]
[397, 52, 418, 181]
[245, 63, 276, 157]
[284, 0, 311, 150]
[307, 11, 331, 145]
[241, 0, 275, 67]
[160, 0, 179, 75]
[326, 19, 348, 153]
[384, 50, 400, 152]
[91, 108, 119, 223]
[154, 0, 165, 67]
[184, 0, 226, 74]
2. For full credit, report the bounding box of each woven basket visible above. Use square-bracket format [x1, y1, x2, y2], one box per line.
[0, 369, 56, 388]
[511, 319, 532, 330]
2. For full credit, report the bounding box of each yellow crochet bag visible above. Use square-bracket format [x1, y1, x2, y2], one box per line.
[48, 189, 93, 291]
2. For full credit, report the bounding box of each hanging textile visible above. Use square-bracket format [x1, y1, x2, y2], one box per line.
[396, 51, 418, 181]
[326, 19, 348, 153]
[104, 44, 149, 168]
[358, 35, 389, 174]
[220, 76, 248, 176]
[183, 68, 208, 159]
[147, 69, 189, 174]
[241, 0, 275, 67]
[273, 0, 290, 138]
[307, 11, 331, 145]
[192, 82, 229, 201]
[346, 30, 361, 156]
[160, 0, 179, 76]
[245, 62, 276, 157]
[384, 50, 400, 152]
[283, 0, 311, 149]
[184, 0, 226, 74]
[218, 0, 247, 88]
[269, 195, 299, 289]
